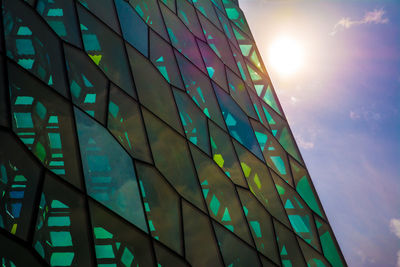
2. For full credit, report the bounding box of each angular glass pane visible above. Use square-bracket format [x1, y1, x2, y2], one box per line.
[290, 157, 325, 218]
[36, 0, 82, 47]
[154, 242, 190, 267]
[108, 84, 152, 163]
[89, 200, 155, 266]
[273, 219, 307, 267]
[150, 29, 184, 89]
[8, 61, 83, 189]
[260, 254, 278, 267]
[127, 44, 183, 134]
[190, 144, 252, 244]
[222, 0, 252, 37]
[214, 82, 264, 161]
[213, 221, 261, 267]
[78, 0, 120, 33]
[271, 171, 320, 251]
[135, 162, 182, 254]
[142, 109, 205, 211]
[115, 0, 148, 57]
[0, 56, 9, 128]
[216, 8, 239, 49]
[298, 237, 330, 267]
[0, 131, 41, 240]
[75, 108, 147, 232]
[250, 119, 294, 186]
[33, 173, 93, 266]
[249, 90, 269, 129]
[182, 200, 223, 266]
[193, 0, 221, 30]
[233, 140, 290, 227]
[177, 0, 205, 41]
[3, 0, 68, 97]
[175, 52, 226, 130]
[160, 3, 206, 72]
[128, 0, 169, 40]
[173, 88, 210, 155]
[197, 39, 228, 92]
[237, 187, 280, 264]
[209, 120, 247, 187]
[78, 4, 136, 98]
[229, 42, 253, 88]
[64, 43, 108, 124]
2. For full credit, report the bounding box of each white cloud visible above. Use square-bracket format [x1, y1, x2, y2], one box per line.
[390, 218, 400, 239]
[330, 8, 389, 36]
[349, 111, 361, 120]
[296, 136, 315, 150]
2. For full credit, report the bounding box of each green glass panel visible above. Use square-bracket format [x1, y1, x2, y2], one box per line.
[3, 0, 68, 97]
[0, 233, 44, 266]
[193, 0, 221, 29]
[142, 109, 205, 211]
[182, 200, 222, 266]
[78, 0, 120, 33]
[237, 188, 280, 264]
[213, 221, 261, 267]
[190, 144, 252, 244]
[75, 108, 147, 232]
[107, 84, 152, 163]
[33, 173, 92, 266]
[216, 8, 238, 49]
[248, 90, 270, 128]
[8, 61, 83, 188]
[173, 88, 210, 155]
[298, 237, 330, 267]
[135, 162, 182, 254]
[78, 4, 136, 98]
[229, 42, 253, 88]
[64, 43, 108, 123]
[160, 0, 176, 12]
[177, 0, 205, 40]
[222, 0, 252, 37]
[127, 44, 183, 134]
[154, 242, 189, 267]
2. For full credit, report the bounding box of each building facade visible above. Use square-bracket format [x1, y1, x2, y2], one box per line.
[0, 0, 346, 266]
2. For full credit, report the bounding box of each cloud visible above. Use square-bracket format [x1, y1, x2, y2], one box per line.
[389, 219, 400, 267]
[295, 135, 315, 149]
[349, 108, 381, 121]
[330, 8, 389, 36]
[349, 111, 361, 120]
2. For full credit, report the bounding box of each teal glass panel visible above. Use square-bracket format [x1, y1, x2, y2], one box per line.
[248, 90, 269, 129]
[209, 120, 247, 187]
[3, 0, 68, 97]
[233, 140, 290, 227]
[0, 131, 41, 240]
[142, 109, 205, 211]
[33, 173, 92, 266]
[177, 0, 205, 41]
[108, 84, 152, 163]
[216, 7, 239, 49]
[64, 43, 108, 123]
[213, 221, 261, 267]
[154, 242, 190, 267]
[182, 200, 222, 266]
[298, 237, 330, 267]
[135, 162, 182, 254]
[150, 29, 184, 89]
[8, 61, 83, 189]
[36, 0, 82, 47]
[160, 3, 206, 72]
[74, 108, 147, 232]
[175, 52, 226, 130]
[160, 0, 176, 12]
[214, 82, 264, 161]
[173, 88, 210, 155]
[78, 0, 120, 33]
[89, 200, 155, 266]
[190, 144, 253, 244]
[237, 188, 280, 264]
[78, 4, 136, 98]
[115, 0, 148, 57]
[222, 0, 252, 37]
[273, 219, 307, 267]
[193, 0, 221, 30]
[229, 42, 253, 88]
[127, 44, 183, 134]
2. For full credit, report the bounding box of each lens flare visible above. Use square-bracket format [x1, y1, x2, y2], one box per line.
[269, 36, 304, 76]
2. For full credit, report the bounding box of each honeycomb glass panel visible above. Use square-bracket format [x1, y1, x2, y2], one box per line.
[36, 0, 82, 47]
[150, 29, 184, 89]
[74, 107, 147, 232]
[154, 242, 190, 267]
[78, 4, 136, 98]
[0, 131, 41, 240]
[135, 162, 182, 254]
[190, 144, 252, 244]
[64, 43, 108, 124]
[177, 0, 205, 40]
[115, 0, 148, 57]
[3, 0, 68, 97]
[142, 108, 205, 211]
[33, 172, 93, 267]
[173, 88, 210, 155]
[8, 61, 83, 189]
[182, 200, 223, 267]
[237, 187, 280, 265]
[213, 221, 261, 267]
[89, 199, 155, 266]
[78, 0, 120, 33]
[127, 44, 183, 134]
[108, 84, 152, 163]
[298, 237, 330, 267]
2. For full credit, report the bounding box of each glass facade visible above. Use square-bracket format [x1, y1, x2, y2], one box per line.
[0, 0, 346, 266]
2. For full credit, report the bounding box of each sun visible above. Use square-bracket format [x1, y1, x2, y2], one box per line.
[269, 36, 305, 77]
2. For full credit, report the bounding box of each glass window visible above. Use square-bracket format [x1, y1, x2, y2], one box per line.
[193, 0, 221, 30]
[154, 241, 190, 267]
[222, 0, 252, 37]
[216, 7, 238, 49]
[78, 0, 120, 33]
[298, 237, 330, 267]
[177, 0, 205, 41]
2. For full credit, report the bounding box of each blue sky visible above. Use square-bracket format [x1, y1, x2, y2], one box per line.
[240, 0, 400, 266]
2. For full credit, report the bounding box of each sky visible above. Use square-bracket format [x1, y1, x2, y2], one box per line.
[239, 0, 400, 266]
